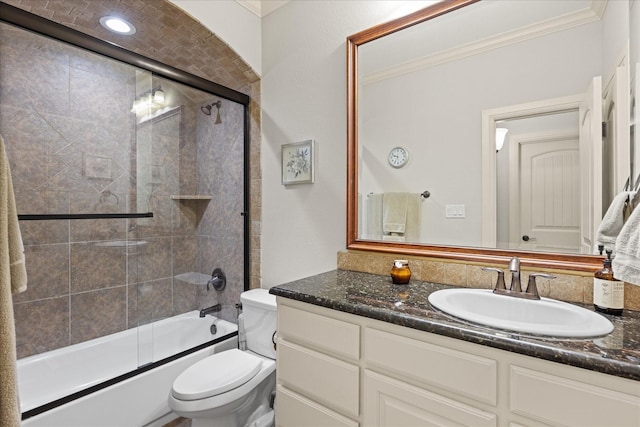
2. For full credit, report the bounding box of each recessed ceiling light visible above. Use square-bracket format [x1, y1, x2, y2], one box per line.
[99, 16, 136, 35]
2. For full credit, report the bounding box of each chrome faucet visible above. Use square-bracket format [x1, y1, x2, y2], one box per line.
[199, 304, 221, 318]
[482, 257, 555, 300]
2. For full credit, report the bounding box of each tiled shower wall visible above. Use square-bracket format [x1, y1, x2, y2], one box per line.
[2, 0, 264, 290]
[1, 22, 246, 358]
[196, 99, 246, 310]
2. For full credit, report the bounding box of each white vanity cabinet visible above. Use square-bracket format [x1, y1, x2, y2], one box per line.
[275, 297, 640, 427]
[276, 301, 361, 427]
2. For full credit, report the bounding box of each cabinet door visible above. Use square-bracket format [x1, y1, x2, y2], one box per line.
[278, 304, 360, 361]
[276, 385, 359, 427]
[363, 370, 497, 427]
[510, 365, 640, 427]
[365, 327, 497, 405]
[278, 340, 360, 419]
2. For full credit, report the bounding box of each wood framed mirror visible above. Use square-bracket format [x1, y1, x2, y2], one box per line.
[347, 0, 635, 272]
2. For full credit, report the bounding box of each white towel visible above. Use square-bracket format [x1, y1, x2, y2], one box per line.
[365, 193, 383, 240]
[381, 192, 422, 243]
[595, 191, 633, 253]
[612, 205, 640, 285]
[367, 192, 422, 242]
[383, 193, 408, 234]
[1, 134, 28, 427]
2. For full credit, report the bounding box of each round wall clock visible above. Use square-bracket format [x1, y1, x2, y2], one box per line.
[388, 146, 409, 168]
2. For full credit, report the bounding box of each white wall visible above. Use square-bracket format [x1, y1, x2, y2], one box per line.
[260, 1, 433, 286]
[601, 0, 630, 81]
[169, 0, 262, 75]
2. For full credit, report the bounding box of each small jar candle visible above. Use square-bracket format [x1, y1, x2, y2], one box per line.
[391, 260, 411, 284]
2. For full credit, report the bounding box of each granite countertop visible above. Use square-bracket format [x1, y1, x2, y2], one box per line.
[269, 269, 640, 381]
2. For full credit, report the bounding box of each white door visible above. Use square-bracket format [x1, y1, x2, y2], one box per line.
[514, 132, 581, 253]
[579, 76, 603, 254]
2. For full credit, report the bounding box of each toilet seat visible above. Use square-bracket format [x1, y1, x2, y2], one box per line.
[172, 349, 262, 401]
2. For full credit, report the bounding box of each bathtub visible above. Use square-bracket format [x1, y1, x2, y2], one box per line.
[18, 311, 238, 427]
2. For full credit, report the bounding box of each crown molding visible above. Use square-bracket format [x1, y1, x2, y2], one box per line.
[235, 0, 290, 18]
[362, 3, 603, 86]
[236, 0, 261, 17]
[590, 0, 608, 18]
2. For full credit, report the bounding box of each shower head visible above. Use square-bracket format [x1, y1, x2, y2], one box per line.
[201, 104, 212, 115]
[201, 101, 222, 124]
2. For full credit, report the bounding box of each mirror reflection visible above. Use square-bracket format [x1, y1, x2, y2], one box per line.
[354, 0, 636, 256]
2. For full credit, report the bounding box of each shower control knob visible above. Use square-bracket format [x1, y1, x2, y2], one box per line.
[207, 268, 226, 291]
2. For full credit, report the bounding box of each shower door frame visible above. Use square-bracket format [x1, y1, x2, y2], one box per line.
[0, 2, 252, 294]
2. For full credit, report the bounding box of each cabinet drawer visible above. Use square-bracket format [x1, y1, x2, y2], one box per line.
[510, 365, 640, 426]
[365, 327, 497, 405]
[278, 304, 360, 361]
[364, 370, 497, 427]
[276, 385, 359, 427]
[278, 340, 359, 418]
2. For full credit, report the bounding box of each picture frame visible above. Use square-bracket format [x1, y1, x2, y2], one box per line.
[281, 139, 315, 185]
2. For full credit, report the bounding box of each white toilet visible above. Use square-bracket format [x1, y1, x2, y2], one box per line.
[168, 289, 277, 427]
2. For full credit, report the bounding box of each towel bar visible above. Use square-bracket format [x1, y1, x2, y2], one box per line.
[367, 191, 431, 199]
[17, 212, 154, 221]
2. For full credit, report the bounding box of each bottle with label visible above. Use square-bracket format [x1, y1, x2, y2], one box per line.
[593, 250, 624, 315]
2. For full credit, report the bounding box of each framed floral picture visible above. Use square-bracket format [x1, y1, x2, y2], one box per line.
[281, 140, 315, 185]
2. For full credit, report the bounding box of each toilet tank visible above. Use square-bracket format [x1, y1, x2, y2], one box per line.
[241, 289, 277, 359]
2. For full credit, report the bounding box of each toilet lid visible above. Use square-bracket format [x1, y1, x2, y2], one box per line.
[172, 349, 263, 401]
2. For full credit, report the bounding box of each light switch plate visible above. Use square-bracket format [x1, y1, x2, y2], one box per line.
[445, 204, 465, 218]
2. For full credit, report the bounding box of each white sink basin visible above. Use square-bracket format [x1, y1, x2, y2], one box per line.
[428, 288, 614, 338]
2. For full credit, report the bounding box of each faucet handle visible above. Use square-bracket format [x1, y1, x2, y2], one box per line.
[482, 267, 506, 291]
[206, 268, 227, 291]
[526, 273, 556, 299]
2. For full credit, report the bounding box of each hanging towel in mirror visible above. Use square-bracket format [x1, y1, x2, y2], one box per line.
[382, 192, 422, 243]
[595, 191, 634, 253]
[612, 206, 640, 286]
[383, 193, 408, 234]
